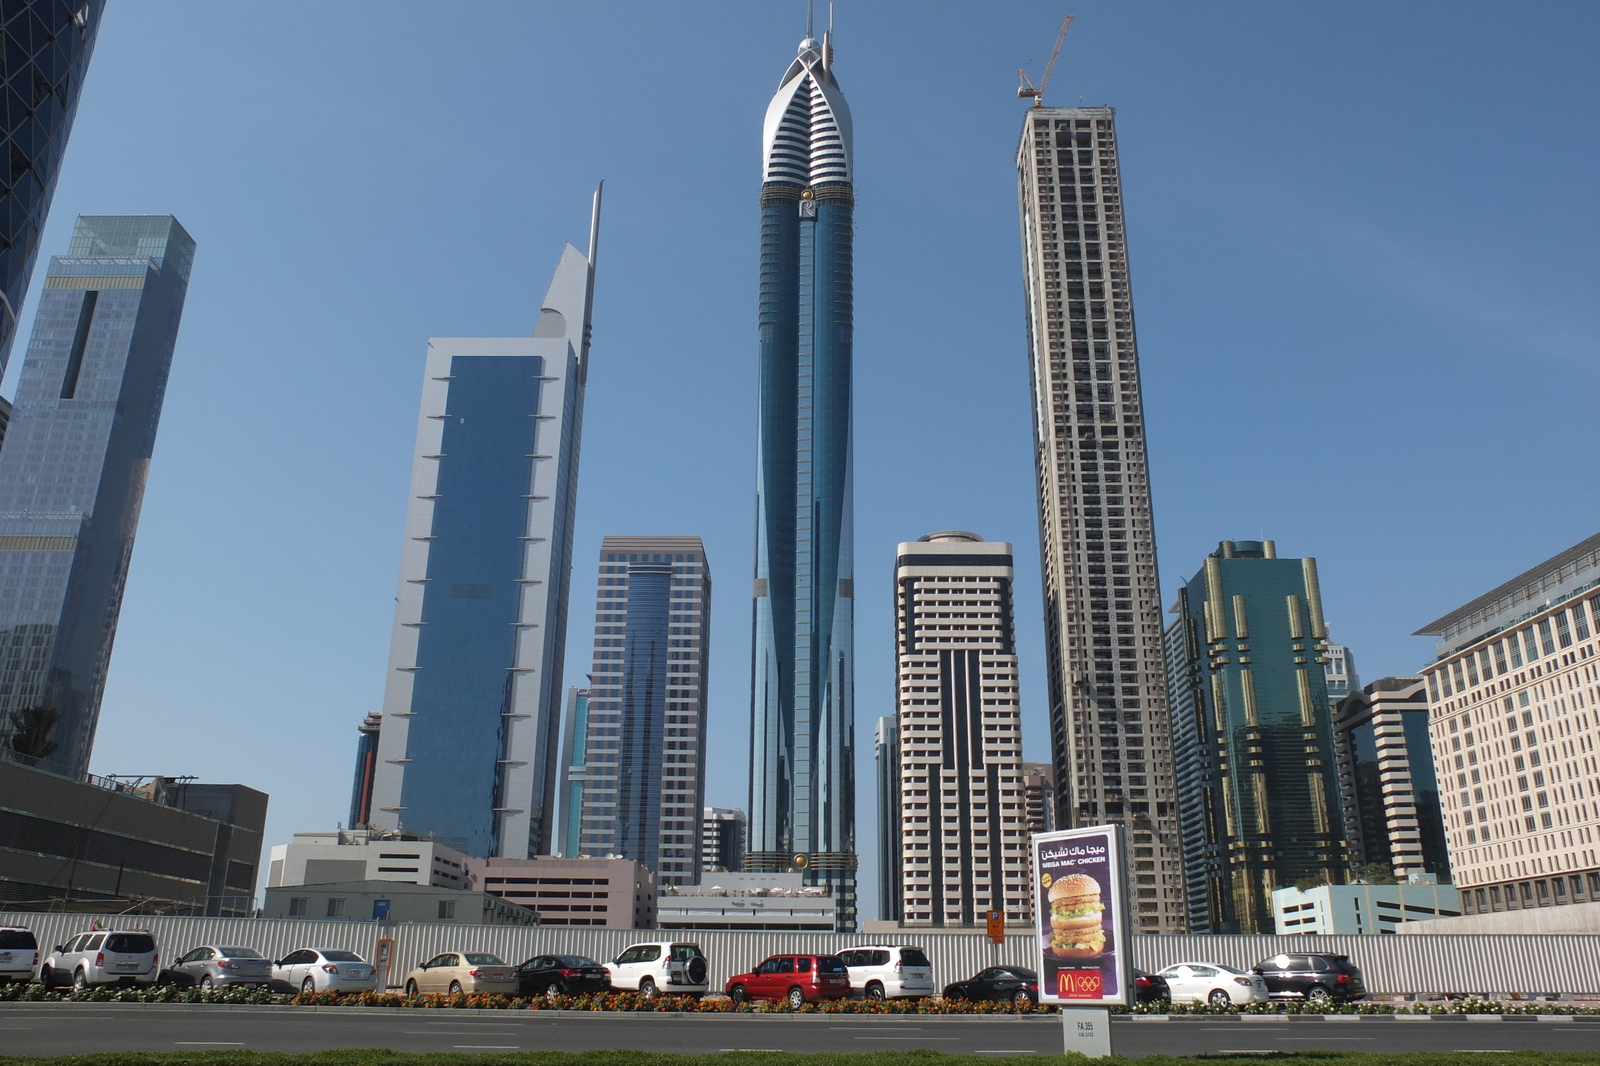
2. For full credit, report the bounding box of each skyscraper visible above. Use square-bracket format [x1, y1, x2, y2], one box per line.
[889, 532, 1030, 927]
[0, 1, 106, 377]
[874, 715, 900, 922]
[369, 192, 600, 859]
[1165, 540, 1345, 934]
[701, 806, 746, 874]
[563, 536, 710, 887]
[1016, 106, 1186, 932]
[1332, 677, 1450, 883]
[0, 215, 194, 778]
[747, 22, 857, 930]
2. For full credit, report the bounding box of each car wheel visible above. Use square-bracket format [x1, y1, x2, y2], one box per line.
[639, 977, 657, 998]
[405, 979, 419, 996]
[943, 988, 963, 1002]
[449, 981, 463, 995]
[865, 981, 885, 1002]
[36, 966, 52, 990]
[301, 977, 317, 994]
[729, 984, 748, 1005]
[73, 969, 88, 991]
[200, 975, 215, 991]
[787, 986, 806, 1010]
[547, 981, 567, 999]
[1208, 989, 1231, 1006]
[1305, 985, 1332, 1005]
[1012, 989, 1033, 1010]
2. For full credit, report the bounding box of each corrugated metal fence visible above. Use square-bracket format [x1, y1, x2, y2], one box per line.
[5, 913, 1598, 997]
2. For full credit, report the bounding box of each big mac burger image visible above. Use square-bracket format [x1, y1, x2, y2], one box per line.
[1048, 873, 1106, 958]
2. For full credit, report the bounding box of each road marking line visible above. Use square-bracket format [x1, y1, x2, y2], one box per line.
[453, 1046, 519, 1050]
[829, 1026, 924, 1030]
[175, 1042, 244, 1046]
[853, 1036, 960, 1041]
[975, 1052, 1038, 1055]
[720, 1050, 781, 1053]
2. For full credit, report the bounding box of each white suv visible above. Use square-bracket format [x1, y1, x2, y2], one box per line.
[603, 942, 709, 998]
[0, 928, 38, 984]
[40, 930, 160, 989]
[837, 946, 934, 1000]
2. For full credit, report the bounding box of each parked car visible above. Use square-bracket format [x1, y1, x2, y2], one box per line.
[1131, 968, 1171, 1005]
[164, 946, 273, 989]
[603, 942, 709, 998]
[725, 954, 851, 1008]
[39, 930, 160, 989]
[272, 948, 379, 995]
[1157, 962, 1268, 1005]
[402, 952, 517, 996]
[0, 928, 38, 984]
[516, 954, 608, 997]
[1252, 953, 1366, 1003]
[941, 966, 1039, 1007]
[836, 946, 934, 1000]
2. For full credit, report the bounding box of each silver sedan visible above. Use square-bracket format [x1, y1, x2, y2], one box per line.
[166, 946, 273, 989]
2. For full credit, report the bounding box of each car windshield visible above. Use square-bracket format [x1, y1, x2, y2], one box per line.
[1005, 968, 1037, 980]
[900, 949, 930, 967]
[0, 931, 36, 950]
[465, 954, 504, 966]
[816, 957, 846, 973]
[557, 956, 598, 968]
[670, 945, 702, 961]
[105, 934, 155, 954]
[220, 948, 264, 959]
[321, 951, 363, 962]
[1217, 965, 1247, 976]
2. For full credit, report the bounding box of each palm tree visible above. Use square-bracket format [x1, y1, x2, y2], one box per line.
[7, 706, 59, 765]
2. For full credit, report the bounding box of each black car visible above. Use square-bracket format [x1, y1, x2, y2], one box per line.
[516, 954, 609, 996]
[1132, 968, 1170, 1005]
[1251, 953, 1366, 1003]
[942, 966, 1039, 1007]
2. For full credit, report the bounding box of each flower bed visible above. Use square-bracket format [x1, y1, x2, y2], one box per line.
[1, 981, 1594, 1016]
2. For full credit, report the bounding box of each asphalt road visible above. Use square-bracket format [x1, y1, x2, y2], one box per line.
[2, 1004, 1600, 1057]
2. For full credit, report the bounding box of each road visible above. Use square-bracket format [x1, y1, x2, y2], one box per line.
[2, 1004, 1600, 1056]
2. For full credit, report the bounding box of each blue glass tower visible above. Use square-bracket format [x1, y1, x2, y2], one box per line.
[0, 215, 194, 777]
[747, 25, 857, 931]
[369, 192, 600, 859]
[0, 1, 107, 377]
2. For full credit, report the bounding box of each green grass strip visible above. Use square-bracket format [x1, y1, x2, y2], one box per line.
[3, 1051, 1600, 1066]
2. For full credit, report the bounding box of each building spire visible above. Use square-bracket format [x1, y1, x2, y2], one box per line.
[806, 0, 814, 40]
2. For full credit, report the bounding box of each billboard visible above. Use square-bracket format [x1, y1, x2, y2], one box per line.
[1031, 823, 1129, 1006]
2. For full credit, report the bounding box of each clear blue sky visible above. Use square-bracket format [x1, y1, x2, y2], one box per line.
[22, 2, 1596, 914]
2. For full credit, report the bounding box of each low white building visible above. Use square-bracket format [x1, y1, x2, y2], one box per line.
[1273, 882, 1462, 934]
[267, 828, 469, 890]
[262, 879, 539, 926]
[657, 873, 834, 930]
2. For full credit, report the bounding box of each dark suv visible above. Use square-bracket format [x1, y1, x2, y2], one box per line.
[1252, 954, 1365, 1003]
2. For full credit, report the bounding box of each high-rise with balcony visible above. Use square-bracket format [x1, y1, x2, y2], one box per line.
[562, 536, 710, 887]
[0, 215, 193, 777]
[890, 532, 1030, 927]
[747, 21, 857, 930]
[1016, 106, 1185, 932]
[1165, 540, 1346, 934]
[368, 193, 600, 860]
[0, 2, 106, 377]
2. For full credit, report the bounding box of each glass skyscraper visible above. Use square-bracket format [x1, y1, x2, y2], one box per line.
[369, 192, 600, 860]
[0, 215, 195, 778]
[746, 23, 857, 931]
[0, 1, 106, 376]
[560, 536, 710, 887]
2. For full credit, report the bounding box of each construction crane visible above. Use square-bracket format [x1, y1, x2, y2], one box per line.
[1018, 15, 1074, 107]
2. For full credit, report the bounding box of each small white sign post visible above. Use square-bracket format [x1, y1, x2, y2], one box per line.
[1030, 824, 1130, 1060]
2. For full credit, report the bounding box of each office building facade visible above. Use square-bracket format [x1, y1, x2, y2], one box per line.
[1415, 532, 1600, 916]
[0, 1, 106, 373]
[1022, 761, 1057, 838]
[874, 715, 900, 922]
[1166, 540, 1345, 933]
[747, 26, 857, 930]
[369, 194, 601, 859]
[0, 215, 194, 778]
[348, 712, 381, 828]
[564, 536, 709, 887]
[891, 533, 1030, 926]
[1016, 106, 1185, 933]
[702, 806, 746, 874]
[1324, 644, 1359, 707]
[1272, 882, 1461, 935]
[466, 855, 656, 928]
[1333, 677, 1450, 883]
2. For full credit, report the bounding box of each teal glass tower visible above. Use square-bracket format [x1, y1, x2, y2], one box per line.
[747, 22, 857, 931]
[1165, 540, 1346, 933]
[0, 215, 194, 777]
